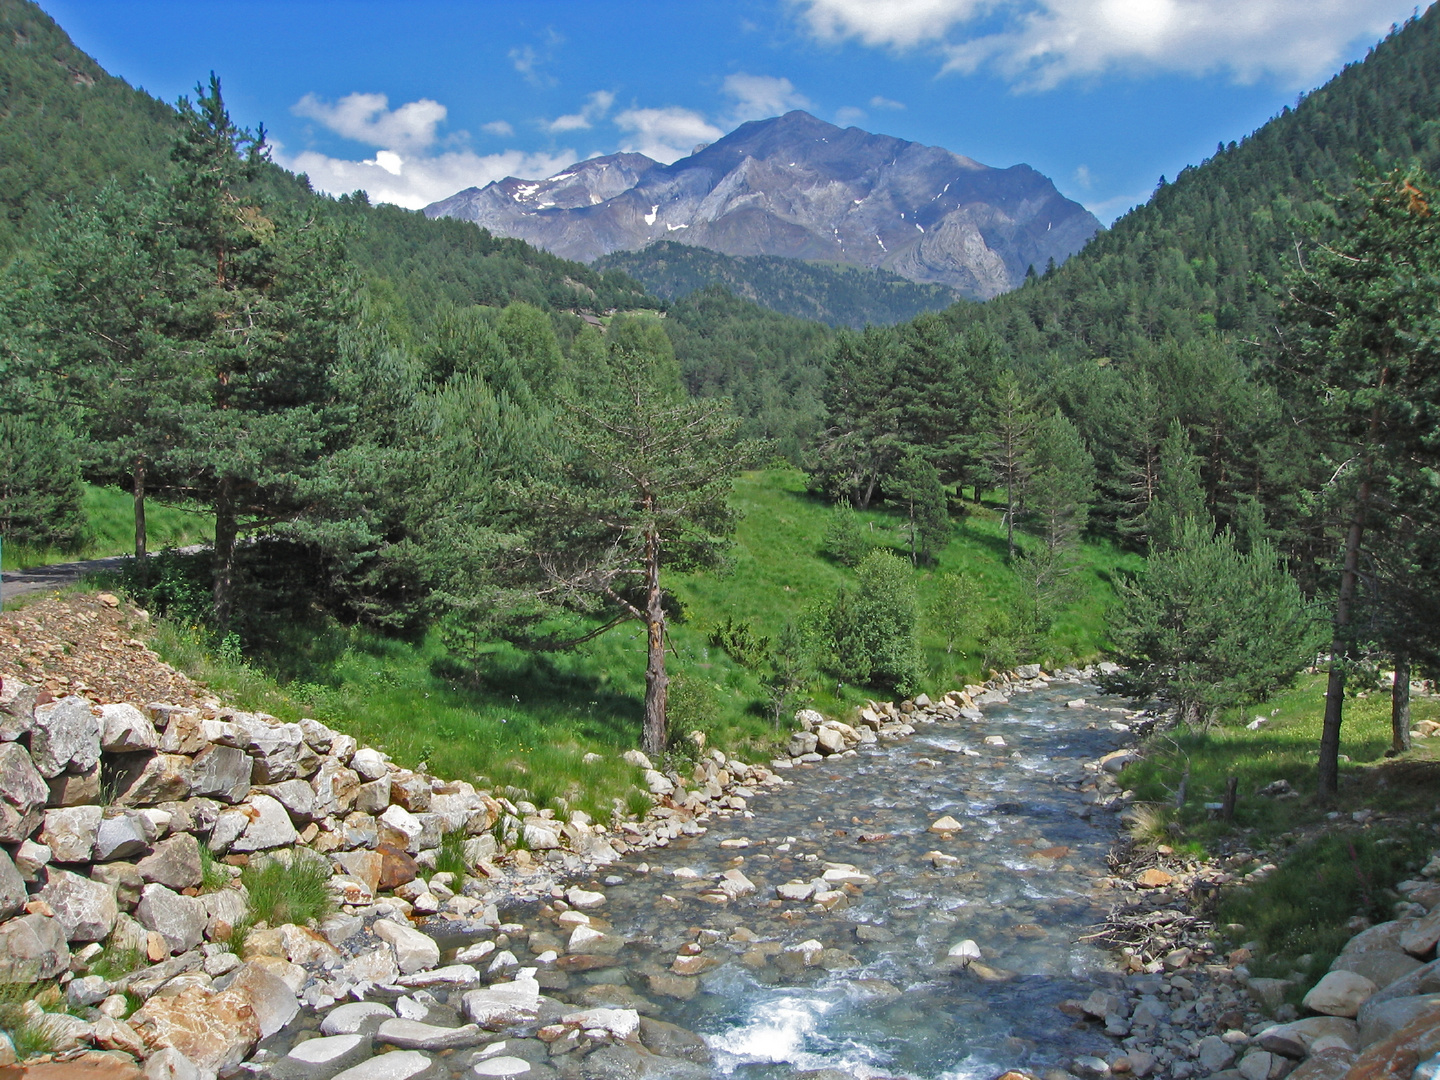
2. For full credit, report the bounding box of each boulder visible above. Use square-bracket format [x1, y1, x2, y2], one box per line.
[0, 912, 69, 980]
[113, 753, 195, 806]
[1344, 1007, 1440, 1080]
[1357, 993, 1440, 1049]
[462, 975, 541, 1028]
[13, 839, 51, 882]
[40, 805, 102, 863]
[256, 779, 319, 822]
[93, 861, 145, 910]
[226, 716, 321, 783]
[320, 1001, 396, 1036]
[47, 765, 101, 807]
[227, 960, 301, 1037]
[311, 760, 360, 817]
[378, 843, 418, 891]
[1304, 970, 1379, 1017]
[100, 703, 159, 753]
[378, 804, 424, 853]
[0, 850, 26, 920]
[135, 883, 207, 954]
[95, 813, 152, 862]
[815, 726, 846, 755]
[130, 983, 261, 1074]
[30, 695, 101, 777]
[339, 945, 400, 985]
[373, 919, 439, 974]
[330, 1052, 439, 1080]
[230, 794, 298, 853]
[190, 745, 252, 804]
[375, 1018, 486, 1050]
[39, 866, 118, 942]
[0, 681, 37, 741]
[0, 742, 49, 842]
[270, 1033, 372, 1079]
[1258, 1017, 1360, 1058]
[1400, 910, 1440, 958]
[137, 833, 203, 890]
[1332, 949, 1425, 990]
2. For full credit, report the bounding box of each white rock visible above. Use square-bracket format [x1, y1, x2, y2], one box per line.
[462, 975, 540, 1029]
[1302, 970, 1378, 1017]
[455, 941, 496, 964]
[376, 1017, 485, 1050]
[331, 1050, 436, 1080]
[320, 1001, 396, 1036]
[471, 1058, 531, 1078]
[567, 886, 606, 909]
[560, 1007, 639, 1040]
[373, 920, 440, 975]
[569, 925, 607, 952]
[929, 816, 963, 833]
[100, 703, 159, 752]
[621, 750, 653, 771]
[948, 939, 982, 965]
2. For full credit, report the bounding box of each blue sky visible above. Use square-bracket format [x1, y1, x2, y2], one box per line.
[42, 0, 1428, 224]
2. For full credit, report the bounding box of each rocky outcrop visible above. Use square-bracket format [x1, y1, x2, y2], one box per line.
[425, 110, 1101, 299]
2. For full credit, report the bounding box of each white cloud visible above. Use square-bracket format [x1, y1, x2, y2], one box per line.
[481, 120, 515, 137]
[1073, 163, 1092, 189]
[720, 73, 812, 121]
[548, 90, 616, 133]
[835, 105, 867, 124]
[292, 92, 447, 152]
[793, 0, 1424, 88]
[275, 145, 576, 210]
[614, 106, 725, 164]
[869, 95, 906, 109]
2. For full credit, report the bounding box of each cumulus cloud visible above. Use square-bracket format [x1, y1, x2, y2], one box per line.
[721, 73, 812, 121]
[869, 95, 905, 109]
[292, 92, 447, 152]
[548, 90, 616, 133]
[614, 106, 725, 164]
[793, 0, 1421, 88]
[481, 120, 515, 137]
[273, 145, 577, 210]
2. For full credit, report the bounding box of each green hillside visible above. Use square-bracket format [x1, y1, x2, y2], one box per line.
[595, 240, 963, 328]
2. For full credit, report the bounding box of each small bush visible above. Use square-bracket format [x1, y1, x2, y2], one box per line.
[822, 503, 876, 568]
[240, 851, 334, 928]
[198, 845, 230, 893]
[665, 673, 718, 763]
[623, 788, 653, 818]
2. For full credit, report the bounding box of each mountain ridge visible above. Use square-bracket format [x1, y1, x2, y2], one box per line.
[425, 110, 1102, 300]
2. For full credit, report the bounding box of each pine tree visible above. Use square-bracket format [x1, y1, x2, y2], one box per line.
[0, 415, 85, 553]
[982, 371, 1037, 561]
[888, 450, 949, 566]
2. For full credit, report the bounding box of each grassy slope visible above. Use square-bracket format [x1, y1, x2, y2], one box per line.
[141, 468, 1131, 819]
[3, 484, 212, 570]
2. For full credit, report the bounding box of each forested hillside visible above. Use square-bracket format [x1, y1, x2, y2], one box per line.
[595, 241, 962, 328]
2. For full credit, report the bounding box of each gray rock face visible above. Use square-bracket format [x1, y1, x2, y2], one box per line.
[0, 849, 27, 920]
[228, 961, 301, 1038]
[229, 794, 298, 853]
[137, 832, 203, 890]
[190, 745, 252, 803]
[95, 813, 151, 861]
[40, 805, 102, 863]
[0, 681, 37, 741]
[113, 752, 195, 806]
[376, 1018, 486, 1050]
[219, 715, 321, 783]
[426, 112, 1101, 300]
[39, 867, 118, 942]
[30, 695, 101, 777]
[135, 882, 208, 954]
[257, 779, 318, 822]
[0, 912, 70, 980]
[100, 703, 159, 752]
[0, 741, 50, 841]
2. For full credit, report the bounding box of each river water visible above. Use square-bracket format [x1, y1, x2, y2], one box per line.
[486, 683, 1135, 1079]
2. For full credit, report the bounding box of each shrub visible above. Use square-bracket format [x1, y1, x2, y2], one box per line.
[821, 503, 875, 568]
[827, 549, 924, 695]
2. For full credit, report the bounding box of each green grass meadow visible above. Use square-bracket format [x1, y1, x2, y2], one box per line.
[2, 484, 212, 571]
[136, 468, 1133, 818]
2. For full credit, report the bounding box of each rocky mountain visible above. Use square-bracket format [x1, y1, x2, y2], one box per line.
[425, 111, 1102, 300]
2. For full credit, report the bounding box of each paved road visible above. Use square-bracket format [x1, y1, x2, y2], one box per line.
[0, 555, 133, 601]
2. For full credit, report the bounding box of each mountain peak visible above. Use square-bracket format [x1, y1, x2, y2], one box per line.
[425, 114, 1100, 298]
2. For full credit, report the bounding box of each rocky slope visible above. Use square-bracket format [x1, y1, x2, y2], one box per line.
[425, 111, 1102, 300]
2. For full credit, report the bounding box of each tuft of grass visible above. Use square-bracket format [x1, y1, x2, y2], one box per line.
[1221, 826, 1435, 992]
[623, 788, 653, 819]
[89, 944, 145, 982]
[240, 851, 334, 929]
[0, 982, 63, 1061]
[1124, 803, 1176, 849]
[433, 830, 469, 881]
[198, 845, 230, 893]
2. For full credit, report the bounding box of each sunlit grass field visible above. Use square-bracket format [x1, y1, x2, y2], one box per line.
[2, 484, 212, 571]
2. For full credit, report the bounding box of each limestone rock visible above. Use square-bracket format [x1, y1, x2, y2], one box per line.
[373, 919, 440, 974]
[100, 704, 159, 753]
[256, 779, 319, 822]
[330, 1051, 439, 1080]
[113, 753, 195, 806]
[462, 975, 541, 1028]
[1357, 993, 1440, 1049]
[0, 912, 69, 980]
[1258, 1017, 1360, 1057]
[321, 1001, 396, 1036]
[271, 1032, 371, 1079]
[40, 805, 101, 863]
[227, 960, 301, 1037]
[135, 883, 207, 954]
[31, 695, 101, 777]
[0, 742, 49, 842]
[0, 850, 26, 921]
[137, 833, 203, 890]
[95, 813, 152, 861]
[131, 983, 261, 1074]
[376, 1017, 486, 1050]
[39, 867, 118, 942]
[1304, 969, 1379, 1017]
[1331, 949, 1425, 990]
[190, 745, 252, 804]
[1400, 910, 1440, 958]
[230, 794, 298, 853]
[929, 816, 963, 833]
[47, 765, 101, 807]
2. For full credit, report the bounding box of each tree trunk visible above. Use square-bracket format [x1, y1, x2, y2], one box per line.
[908, 499, 917, 567]
[641, 524, 668, 759]
[133, 458, 147, 561]
[1392, 656, 1412, 754]
[1005, 474, 1015, 561]
[212, 477, 238, 631]
[1318, 489, 1368, 800]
